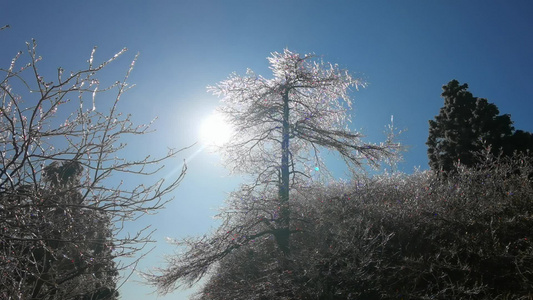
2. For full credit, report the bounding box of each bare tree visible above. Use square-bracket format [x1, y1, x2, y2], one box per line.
[0, 34, 188, 299]
[146, 49, 399, 295]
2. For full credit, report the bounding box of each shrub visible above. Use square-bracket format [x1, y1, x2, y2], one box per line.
[196, 153, 532, 299]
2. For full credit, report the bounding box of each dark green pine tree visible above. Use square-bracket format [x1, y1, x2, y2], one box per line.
[504, 130, 533, 157]
[427, 80, 516, 173]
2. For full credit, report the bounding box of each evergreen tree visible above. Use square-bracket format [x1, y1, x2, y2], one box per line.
[427, 79, 531, 173]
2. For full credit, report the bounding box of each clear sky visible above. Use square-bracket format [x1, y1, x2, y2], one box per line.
[2, 1, 533, 299]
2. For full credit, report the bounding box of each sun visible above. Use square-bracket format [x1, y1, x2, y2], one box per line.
[199, 111, 233, 147]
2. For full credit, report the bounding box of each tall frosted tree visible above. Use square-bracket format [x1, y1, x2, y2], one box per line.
[147, 49, 398, 294]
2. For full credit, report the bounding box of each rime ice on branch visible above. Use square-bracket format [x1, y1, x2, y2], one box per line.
[147, 49, 400, 295]
[0, 39, 188, 298]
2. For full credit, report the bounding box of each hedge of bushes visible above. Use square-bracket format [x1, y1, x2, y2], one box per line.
[198, 155, 532, 299]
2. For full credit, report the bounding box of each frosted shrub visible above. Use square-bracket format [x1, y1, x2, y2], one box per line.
[197, 153, 532, 299]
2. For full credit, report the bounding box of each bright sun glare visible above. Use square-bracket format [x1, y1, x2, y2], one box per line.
[199, 111, 233, 147]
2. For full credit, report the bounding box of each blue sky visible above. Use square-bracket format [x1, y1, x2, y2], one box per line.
[2, 1, 533, 299]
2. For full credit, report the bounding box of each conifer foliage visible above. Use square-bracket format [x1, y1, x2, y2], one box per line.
[427, 79, 533, 174]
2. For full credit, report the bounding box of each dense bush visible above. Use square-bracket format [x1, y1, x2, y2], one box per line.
[197, 154, 532, 299]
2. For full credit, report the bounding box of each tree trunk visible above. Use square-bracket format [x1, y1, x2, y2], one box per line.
[277, 88, 291, 255]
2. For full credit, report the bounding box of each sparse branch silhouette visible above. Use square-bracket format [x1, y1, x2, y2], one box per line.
[0, 38, 188, 299]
